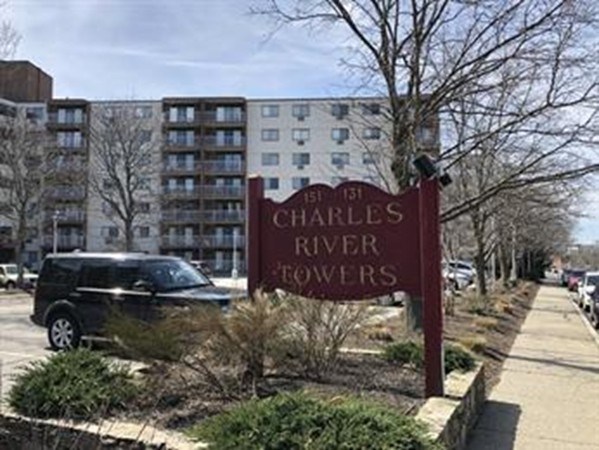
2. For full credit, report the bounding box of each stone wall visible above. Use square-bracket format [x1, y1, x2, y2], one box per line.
[416, 362, 486, 450]
[0, 413, 200, 450]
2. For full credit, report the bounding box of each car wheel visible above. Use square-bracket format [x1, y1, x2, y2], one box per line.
[48, 313, 81, 350]
[5, 281, 15, 291]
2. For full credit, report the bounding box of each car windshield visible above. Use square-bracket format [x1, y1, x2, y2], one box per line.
[4, 265, 17, 275]
[587, 275, 599, 286]
[572, 271, 586, 278]
[145, 259, 211, 292]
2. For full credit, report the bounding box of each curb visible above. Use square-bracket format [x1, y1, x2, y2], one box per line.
[568, 294, 599, 350]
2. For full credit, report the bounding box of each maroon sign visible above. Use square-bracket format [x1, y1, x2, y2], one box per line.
[254, 181, 421, 300]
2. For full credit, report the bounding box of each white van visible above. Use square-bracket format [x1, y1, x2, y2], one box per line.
[0, 264, 38, 289]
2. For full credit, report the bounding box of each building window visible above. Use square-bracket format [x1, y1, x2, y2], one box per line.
[264, 177, 279, 190]
[362, 152, 379, 164]
[292, 152, 310, 167]
[25, 106, 45, 123]
[416, 127, 436, 145]
[58, 108, 84, 124]
[261, 153, 280, 166]
[261, 129, 280, 141]
[168, 130, 194, 146]
[361, 103, 381, 115]
[331, 152, 350, 166]
[138, 226, 150, 238]
[101, 226, 119, 238]
[363, 127, 381, 140]
[137, 202, 151, 213]
[292, 177, 310, 190]
[292, 103, 310, 119]
[292, 128, 310, 142]
[135, 106, 153, 118]
[331, 176, 349, 186]
[261, 104, 279, 118]
[331, 103, 349, 118]
[139, 177, 151, 190]
[331, 128, 350, 142]
[57, 131, 82, 148]
[169, 106, 194, 123]
[216, 106, 243, 122]
[139, 130, 152, 144]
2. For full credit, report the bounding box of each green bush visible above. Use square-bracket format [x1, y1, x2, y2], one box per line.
[444, 345, 476, 374]
[383, 342, 476, 374]
[8, 349, 137, 420]
[188, 392, 442, 450]
[382, 341, 424, 369]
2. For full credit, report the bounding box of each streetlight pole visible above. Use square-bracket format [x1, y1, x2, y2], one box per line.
[52, 210, 61, 254]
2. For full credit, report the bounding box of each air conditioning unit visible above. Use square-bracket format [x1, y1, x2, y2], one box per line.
[297, 165, 304, 170]
[297, 116, 305, 121]
[335, 164, 345, 170]
[337, 140, 344, 145]
[105, 237, 114, 245]
[297, 140, 305, 146]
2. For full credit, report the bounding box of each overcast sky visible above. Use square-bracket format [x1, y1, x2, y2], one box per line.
[7, 0, 599, 244]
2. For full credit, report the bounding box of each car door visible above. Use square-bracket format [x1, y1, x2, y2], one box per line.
[110, 259, 154, 322]
[75, 258, 114, 334]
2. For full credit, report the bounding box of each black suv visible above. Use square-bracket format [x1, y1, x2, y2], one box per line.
[31, 253, 245, 350]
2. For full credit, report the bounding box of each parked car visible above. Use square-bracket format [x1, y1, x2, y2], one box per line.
[577, 271, 599, 311]
[0, 264, 38, 290]
[443, 260, 475, 290]
[589, 287, 599, 329]
[561, 269, 572, 287]
[446, 260, 477, 278]
[30, 253, 245, 350]
[567, 269, 586, 292]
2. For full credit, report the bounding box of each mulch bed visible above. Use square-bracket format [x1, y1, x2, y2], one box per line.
[120, 282, 538, 430]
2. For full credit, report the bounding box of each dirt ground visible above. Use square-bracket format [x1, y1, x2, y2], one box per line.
[121, 282, 537, 430]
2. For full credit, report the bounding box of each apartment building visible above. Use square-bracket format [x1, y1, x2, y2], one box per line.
[0, 61, 439, 273]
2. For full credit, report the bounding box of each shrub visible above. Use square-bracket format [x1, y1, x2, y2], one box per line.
[382, 341, 424, 369]
[8, 349, 137, 420]
[278, 296, 370, 379]
[188, 392, 442, 450]
[383, 342, 476, 374]
[444, 345, 476, 374]
[474, 316, 498, 331]
[457, 335, 487, 354]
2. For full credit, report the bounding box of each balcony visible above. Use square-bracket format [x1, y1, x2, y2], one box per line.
[163, 114, 201, 127]
[46, 187, 86, 201]
[161, 186, 201, 199]
[201, 185, 245, 199]
[201, 210, 245, 223]
[53, 138, 87, 152]
[162, 162, 201, 175]
[203, 259, 246, 274]
[201, 136, 246, 149]
[47, 112, 87, 128]
[44, 210, 86, 223]
[201, 235, 246, 248]
[42, 235, 85, 248]
[163, 140, 199, 151]
[161, 210, 202, 223]
[161, 235, 200, 248]
[202, 160, 245, 174]
[200, 111, 245, 125]
[47, 163, 86, 175]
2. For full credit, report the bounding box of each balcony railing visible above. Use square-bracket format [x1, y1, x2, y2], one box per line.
[201, 185, 245, 198]
[203, 259, 246, 274]
[201, 235, 246, 248]
[161, 186, 201, 198]
[202, 136, 246, 148]
[164, 139, 197, 149]
[42, 235, 85, 248]
[46, 187, 86, 201]
[162, 162, 201, 174]
[44, 210, 86, 223]
[161, 210, 202, 222]
[55, 138, 87, 150]
[47, 163, 86, 174]
[47, 112, 87, 126]
[201, 111, 245, 123]
[202, 160, 245, 174]
[201, 210, 245, 223]
[163, 114, 200, 126]
[161, 236, 201, 247]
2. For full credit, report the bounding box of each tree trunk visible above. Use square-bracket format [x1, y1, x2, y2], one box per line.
[470, 209, 488, 297]
[499, 241, 510, 289]
[125, 220, 134, 252]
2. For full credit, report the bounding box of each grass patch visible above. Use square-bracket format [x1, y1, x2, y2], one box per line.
[8, 349, 137, 420]
[188, 392, 442, 450]
[474, 317, 498, 331]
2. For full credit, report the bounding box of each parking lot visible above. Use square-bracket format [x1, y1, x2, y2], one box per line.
[0, 292, 50, 401]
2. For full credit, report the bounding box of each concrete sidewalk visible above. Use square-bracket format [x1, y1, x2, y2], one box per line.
[467, 285, 599, 450]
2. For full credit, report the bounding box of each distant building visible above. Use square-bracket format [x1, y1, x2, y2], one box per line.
[0, 61, 439, 273]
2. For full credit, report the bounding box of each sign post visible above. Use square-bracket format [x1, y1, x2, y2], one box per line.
[247, 176, 264, 299]
[419, 177, 444, 397]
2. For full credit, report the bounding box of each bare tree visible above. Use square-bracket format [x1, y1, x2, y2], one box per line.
[88, 104, 157, 252]
[0, 113, 47, 282]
